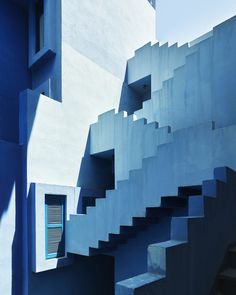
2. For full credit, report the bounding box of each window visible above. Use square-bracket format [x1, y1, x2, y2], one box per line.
[45, 195, 66, 259]
[35, 0, 44, 53]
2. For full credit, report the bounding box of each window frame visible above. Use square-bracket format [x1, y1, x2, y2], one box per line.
[45, 194, 66, 260]
[35, 0, 45, 53]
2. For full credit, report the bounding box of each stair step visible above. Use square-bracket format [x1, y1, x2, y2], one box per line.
[132, 216, 159, 226]
[161, 196, 187, 208]
[178, 185, 202, 197]
[146, 207, 173, 217]
[120, 225, 146, 235]
[90, 244, 117, 255]
[82, 196, 106, 214]
[109, 233, 128, 243]
[116, 272, 165, 290]
[188, 195, 204, 216]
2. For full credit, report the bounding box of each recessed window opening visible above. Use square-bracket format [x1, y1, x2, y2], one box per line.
[35, 0, 44, 53]
[45, 194, 66, 259]
[81, 150, 115, 214]
[128, 75, 151, 113]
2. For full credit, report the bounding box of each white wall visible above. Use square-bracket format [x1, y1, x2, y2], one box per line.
[62, 0, 155, 80]
[26, 0, 155, 186]
[156, 0, 236, 44]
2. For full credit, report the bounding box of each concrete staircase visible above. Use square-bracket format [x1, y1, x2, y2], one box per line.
[67, 120, 236, 257]
[66, 16, 236, 294]
[127, 38, 199, 93]
[129, 16, 236, 134]
[90, 109, 171, 183]
[89, 189, 200, 255]
[133, 36, 213, 130]
[116, 167, 236, 294]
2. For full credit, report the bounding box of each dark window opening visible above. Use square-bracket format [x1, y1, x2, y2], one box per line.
[119, 75, 152, 115]
[129, 75, 151, 113]
[81, 149, 115, 214]
[35, 0, 44, 53]
[45, 194, 66, 259]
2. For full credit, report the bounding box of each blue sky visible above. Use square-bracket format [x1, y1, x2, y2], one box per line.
[156, 0, 236, 44]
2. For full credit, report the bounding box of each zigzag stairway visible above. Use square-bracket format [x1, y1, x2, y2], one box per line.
[67, 167, 236, 294]
[67, 15, 236, 294]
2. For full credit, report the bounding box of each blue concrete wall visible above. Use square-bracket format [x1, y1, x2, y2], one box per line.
[29, 0, 61, 100]
[29, 255, 114, 295]
[130, 16, 236, 132]
[107, 219, 170, 283]
[0, 141, 25, 294]
[117, 168, 236, 294]
[0, 0, 30, 142]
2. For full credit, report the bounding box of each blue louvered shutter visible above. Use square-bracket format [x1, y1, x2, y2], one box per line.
[45, 195, 65, 259]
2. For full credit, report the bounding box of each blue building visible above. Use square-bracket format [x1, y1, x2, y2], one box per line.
[1, 0, 236, 294]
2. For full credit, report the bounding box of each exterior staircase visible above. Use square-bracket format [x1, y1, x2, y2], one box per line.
[116, 167, 236, 294]
[89, 191, 200, 255]
[67, 167, 236, 294]
[129, 16, 236, 135]
[67, 118, 236, 257]
[66, 15, 236, 295]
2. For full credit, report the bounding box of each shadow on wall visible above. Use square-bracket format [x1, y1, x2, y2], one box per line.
[0, 95, 20, 143]
[0, 0, 31, 143]
[0, 141, 26, 294]
[77, 130, 115, 214]
[118, 66, 151, 115]
[77, 65, 152, 213]
[29, 255, 115, 295]
[0, 88, 40, 294]
[19, 91, 115, 295]
[0, 4, 31, 291]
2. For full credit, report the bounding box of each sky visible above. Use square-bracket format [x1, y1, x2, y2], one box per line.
[156, 0, 236, 45]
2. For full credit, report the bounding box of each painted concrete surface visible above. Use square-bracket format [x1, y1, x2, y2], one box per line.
[107, 218, 171, 283]
[1, 1, 236, 294]
[117, 168, 236, 294]
[128, 41, 196, 93]
[89, 16, 236, 187]
[131, 16, 236, 131]
[0, 0, 30, 99]
[29, 0, 62, 101]
[29, 254, 114, 295]
[29, 183, 79, 273]
[24, 0, 155, 188]
[90, 110, 171, 183]
[67, 122, 236, 256]
[62, 0, 155, 80]
[0, 140, 24, 295]
[0, 0, 30, 143]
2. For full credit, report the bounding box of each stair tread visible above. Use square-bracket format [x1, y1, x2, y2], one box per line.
[220, 268, 236, 280]
[178, 185, 202, 196]
[173, 215, 204, 219]
[150, 239, 187, 249]
[117, 272, 165, 289]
